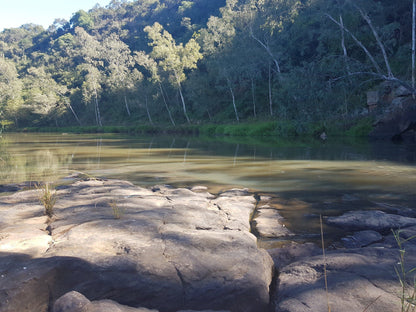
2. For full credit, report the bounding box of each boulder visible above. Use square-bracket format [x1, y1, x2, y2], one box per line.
[0, 179, 274, 312]
[53, 291, 158, 312]
[369, 97, 416, 141]
[326, 210, 416, 232]
[341, 230, 383, 248]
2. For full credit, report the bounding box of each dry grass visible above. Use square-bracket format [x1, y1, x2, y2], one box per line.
[37, 182, 57, 218]
[109, 199, 124, 219]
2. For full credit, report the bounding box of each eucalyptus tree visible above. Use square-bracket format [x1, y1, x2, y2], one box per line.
[135, 50, 176, 125]
[144, 22, 202, 123]
[23, 67, 68, 125]
[0, 57, 22, 125]
[74, 27, 104, 126]
[102, 33, 136, 116]
[199, 0, 241, 121]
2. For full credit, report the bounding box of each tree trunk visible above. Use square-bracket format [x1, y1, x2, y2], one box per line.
[227, 77, 239, 123]
[93, 82, 102, 127]
[159, 82, 175, 126]
[251, 77, 256, 118]
[355, 4, 393, 77]
[339, 15, 350, 75]
[67, 102, 82, 126]
[326, 14, 383, 75]
[145, 95, 154, 125]
[250, 32, 281, 73]
[175, 72, 190, 124]
[124, 95, 131, 117]
[268, 62, 273, 116]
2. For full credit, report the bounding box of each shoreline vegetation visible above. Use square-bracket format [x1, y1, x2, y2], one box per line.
[12, 117, 374, 139]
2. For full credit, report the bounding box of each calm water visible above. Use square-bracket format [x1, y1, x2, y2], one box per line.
[1, 133, 415, 243]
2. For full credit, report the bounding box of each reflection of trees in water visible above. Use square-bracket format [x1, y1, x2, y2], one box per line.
[0, 138, 13, 179]
[0, 141, 73, 183]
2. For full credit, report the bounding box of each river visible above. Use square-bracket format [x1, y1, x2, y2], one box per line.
[1, 132, 415, 244]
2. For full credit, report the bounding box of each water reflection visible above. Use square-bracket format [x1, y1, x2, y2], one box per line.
[1, 133, 415, 241]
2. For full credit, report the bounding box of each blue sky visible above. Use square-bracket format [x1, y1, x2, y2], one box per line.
[0, 0, 111, 31]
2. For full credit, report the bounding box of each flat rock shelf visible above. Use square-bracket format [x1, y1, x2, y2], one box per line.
[0, 178, 273, 312]
[1, 177, 416, 312]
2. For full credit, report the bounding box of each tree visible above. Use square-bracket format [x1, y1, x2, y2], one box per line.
[74, 27, 104, 126]
[135, 51, 176, 126]
[70, 10, 94, 30]
[102, 33, 135, 116]
[23, 67, 68, 125]
[0, 57, 22, 125]
[327, 2, 416, 93]
[144, 22, 202, 123]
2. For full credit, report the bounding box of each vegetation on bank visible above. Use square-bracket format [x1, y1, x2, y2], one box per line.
[0, 0, 414, 132]
[16, 116, 374, 139]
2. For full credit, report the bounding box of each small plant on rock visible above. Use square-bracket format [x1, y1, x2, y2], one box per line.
[110, 199, 124, 219]
[393, 229, 416, 312]
[37, 182, 57, 218]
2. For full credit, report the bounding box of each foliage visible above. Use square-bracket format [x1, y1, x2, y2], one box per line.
[0, 0, 413, 131]
[345, 117, 374, 137]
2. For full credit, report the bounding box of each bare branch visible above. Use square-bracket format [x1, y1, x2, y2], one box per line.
[249, 27, 281, 73]
[352, 3, 393, 78]
[325, 13, 383, 75]
[339, 15, 351, 75]
[331, 71, 416, 94]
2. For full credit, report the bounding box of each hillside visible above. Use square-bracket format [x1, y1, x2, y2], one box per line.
[0, 0, 414, 133]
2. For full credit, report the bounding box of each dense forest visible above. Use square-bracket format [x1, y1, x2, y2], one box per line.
[0, 0, 414, 132]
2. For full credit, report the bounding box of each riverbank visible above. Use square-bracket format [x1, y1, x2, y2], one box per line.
[1, 177, 415, 312]
[14, 117, 374, 139]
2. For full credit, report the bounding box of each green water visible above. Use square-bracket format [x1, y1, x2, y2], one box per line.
[1, 133, 415, 242]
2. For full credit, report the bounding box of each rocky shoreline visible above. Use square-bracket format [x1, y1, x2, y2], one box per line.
[0, 177, 415, 312]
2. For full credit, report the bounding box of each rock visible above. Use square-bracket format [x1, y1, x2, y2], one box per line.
[341, 230, 383, 248]
[267, 242, 321, 269]
[0, 179, 273, 312]
[53, 291, 158, 312]
[0, 184, 20, 193]
[254, 205, 293, 238]
[53, 291, 90, 312]
[327, 210, 416, 232]
[369, 97, 416, 141]
[219, 188, 250, 197]
[275, 247, 413, 312]
[395, 85, 412, 97]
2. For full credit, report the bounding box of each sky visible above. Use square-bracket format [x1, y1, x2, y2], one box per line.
[0, 0, 111, 31]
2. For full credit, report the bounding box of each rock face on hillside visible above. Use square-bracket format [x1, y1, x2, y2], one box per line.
[0, 179, 274, 312]
[369, 91, 416, 141]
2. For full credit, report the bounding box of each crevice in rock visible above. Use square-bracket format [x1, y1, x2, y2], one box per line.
[159, 228, 187, 307]
[174, 266, 187, 306]
[249, 193, 261, 237]
[268, 266, 278, 312]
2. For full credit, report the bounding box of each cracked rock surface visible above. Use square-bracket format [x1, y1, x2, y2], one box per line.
[0, 179, 273, 312]
[273, 227, 416, 312]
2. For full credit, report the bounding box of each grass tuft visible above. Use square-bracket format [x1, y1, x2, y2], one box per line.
[109, 199, 124, 219]
[37, 182, 57, 218]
